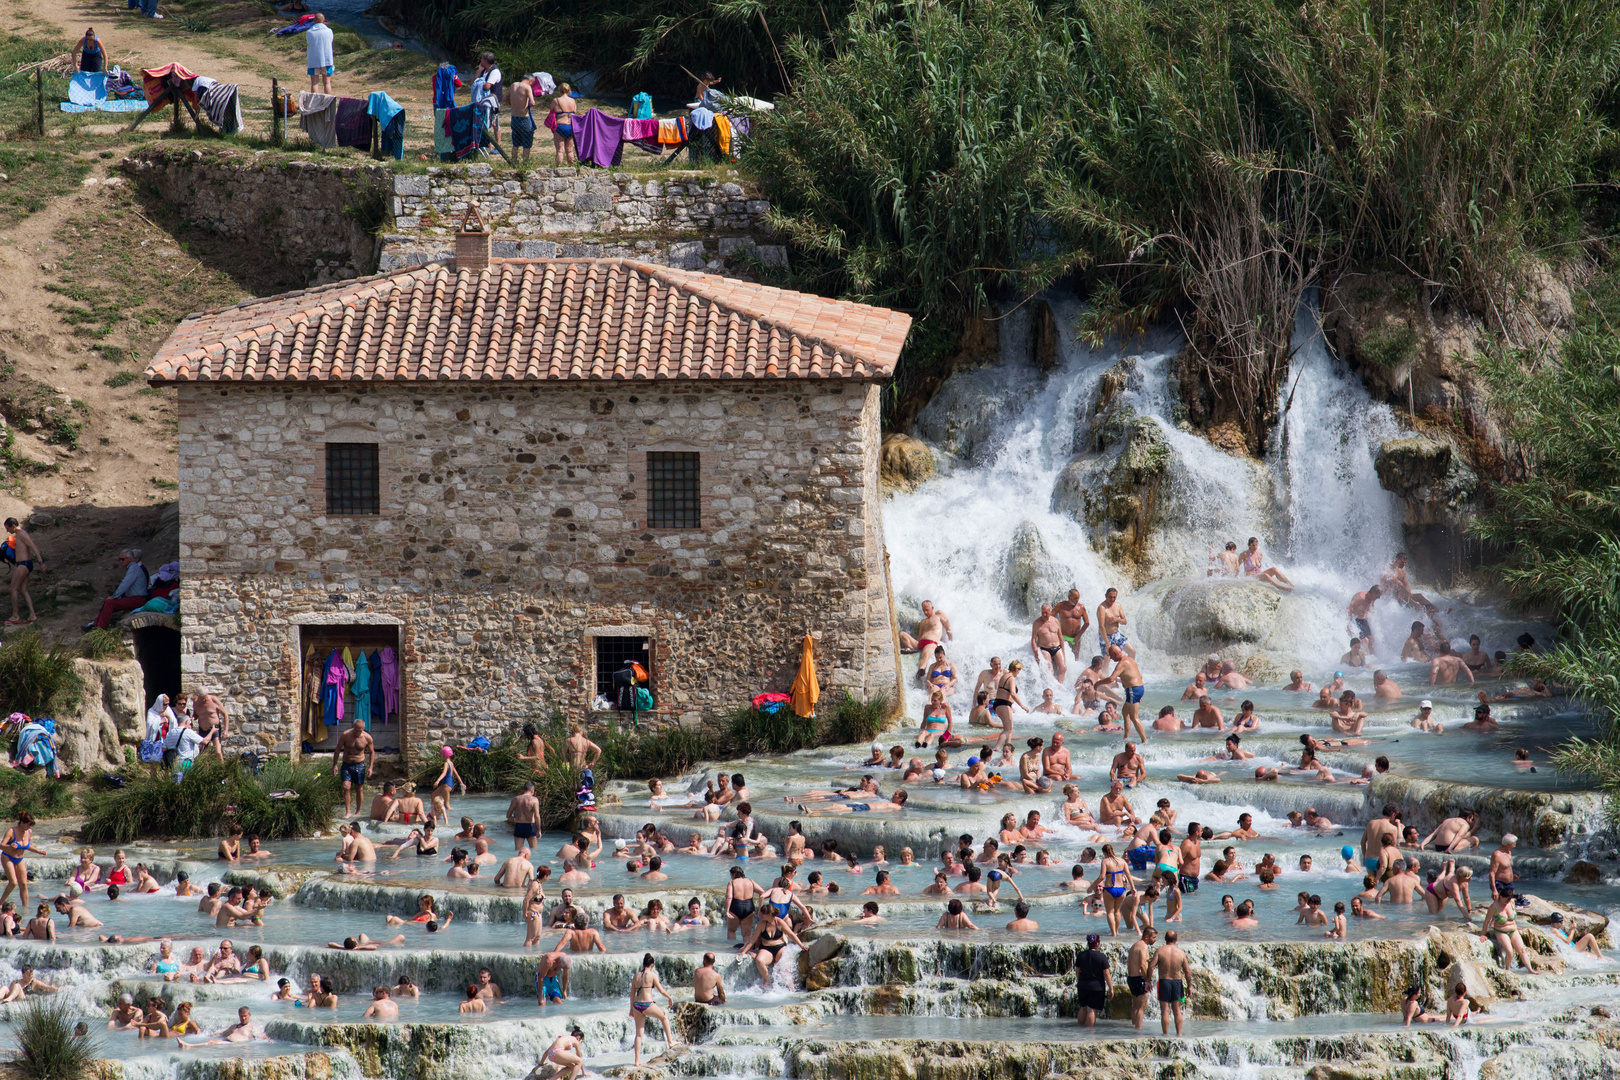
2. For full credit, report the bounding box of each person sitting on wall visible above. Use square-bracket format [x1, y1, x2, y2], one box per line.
[83, 549, 148, 632]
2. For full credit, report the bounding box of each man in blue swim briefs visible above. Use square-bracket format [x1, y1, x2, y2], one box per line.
[332, 717, 375, 818]
[1095, 587, 1136, 658]
[1105, 644, 1147, 744]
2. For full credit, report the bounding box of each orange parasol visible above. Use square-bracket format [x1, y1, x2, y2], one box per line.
[790, 633, 820, 717]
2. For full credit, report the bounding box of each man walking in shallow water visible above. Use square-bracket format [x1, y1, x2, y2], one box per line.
[1103, 644, 1146, 743]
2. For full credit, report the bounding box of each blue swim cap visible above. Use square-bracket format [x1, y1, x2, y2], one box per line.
[1333, 672, 1343, 679]
[967, 756, 980, 766]
[1341, 846, 1355, 860]
[988, 869, 1002, 881]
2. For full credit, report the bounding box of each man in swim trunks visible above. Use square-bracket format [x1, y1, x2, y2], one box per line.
[1360, 804, 1401, 877]
[973, 656, 1004, 702]
[1031, 604, 1068, 682]
[1098, 780, 1139, 827]
[536, 951, 569, 1004]
[692, 952, 726, 1005]
[1152, 929, 1191, 1035]
[1095, 587, 1135, 658]
[1041, 733, 1073, 782]
[507, 781, 542, 852]
[1103, 644, 1146, 743]
[332, 717, 375, 818]
[911, 600, 953, 675]
[1110, 743, 1146, 788]
[1488, 834, 1516, 898]
[1127, 925, 1156, 1029]
[1055, 589, 1092, 660]
[368, 783, 399, 822]
[1346, 586, 1383, 654]
[1191, 696, 1224, 730]
[495, 846, 535, 888]
[1177, 824, 1201, 894]
[1429, 642, 1475, 686]
[1385, 553, 1443, 631]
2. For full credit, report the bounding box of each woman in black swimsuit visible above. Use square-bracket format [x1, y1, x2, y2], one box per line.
[741, 909, 804, 983]
[724, 864, 760, 942]
[990, 660, 1028, 757]
[1, 518, 44, 626]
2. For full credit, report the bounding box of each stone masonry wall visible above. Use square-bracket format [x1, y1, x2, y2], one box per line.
[177, 381, 896, 757]
[379, 165, 782, 274]
[122, 148, 391, 285]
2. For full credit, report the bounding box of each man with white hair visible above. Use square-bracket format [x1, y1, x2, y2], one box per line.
[84, 548, 149, 631]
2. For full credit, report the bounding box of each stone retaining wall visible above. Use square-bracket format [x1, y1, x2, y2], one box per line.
[379, 164, 782, 273]
[121, 148, 391, 286]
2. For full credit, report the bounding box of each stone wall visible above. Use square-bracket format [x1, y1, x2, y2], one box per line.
[122, 148, 391, 285]
[379, 165, 782, 273]
[176, 381, 900, 757]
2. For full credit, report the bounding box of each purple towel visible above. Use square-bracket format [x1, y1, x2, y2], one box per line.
[334, 96, 370, 149]
[574, 108, 626, 168]
[380, 646, 400, 720]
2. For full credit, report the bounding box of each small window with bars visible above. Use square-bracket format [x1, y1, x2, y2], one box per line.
[647, 451, 700, 529]
[326, 443, 380, 515]
[595, 636, 651, 699]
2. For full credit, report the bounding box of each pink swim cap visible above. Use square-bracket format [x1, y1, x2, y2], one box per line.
[440, 746, 454, 758]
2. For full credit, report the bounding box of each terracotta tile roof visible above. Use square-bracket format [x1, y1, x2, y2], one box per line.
[145, 259, 912, 384]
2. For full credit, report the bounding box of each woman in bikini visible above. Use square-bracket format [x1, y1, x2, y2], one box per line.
[218, 826, 243, 862]
[522, 876, 550, 946]
[740, 909, 804, 983]
[551, 84, 578, 165]
[1479, 889, 1537, 971]
[674, 897, 711, 930]
[1060, 785, 1097, 828]
[0, 812, 42, 909]
[539, 1028, 585, 1080]
[1, 518, 44, 626]
[967, 689, 994, 728]
[1094, 844, 1138, 935]
[924, 648, 957, 697]
[723, 864, 761, 941]
[917, 689, 953, 748]
[990, 661, 1028, 756]
[628, 953, 681, 1066]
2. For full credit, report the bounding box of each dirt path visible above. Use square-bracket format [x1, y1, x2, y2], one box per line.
[4, 0, 281, 97]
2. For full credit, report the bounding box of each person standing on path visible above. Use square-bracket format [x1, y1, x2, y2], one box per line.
[305, 15, 334, 94]
[332, 717, 375, 817]
[505, 74, 535, 163]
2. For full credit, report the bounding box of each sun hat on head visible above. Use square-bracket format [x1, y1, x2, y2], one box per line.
[1420, 700, 1433, 709]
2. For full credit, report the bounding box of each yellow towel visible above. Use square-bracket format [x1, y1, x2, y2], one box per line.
[658, 117, 680, 144]
[715, 113, 731, 158]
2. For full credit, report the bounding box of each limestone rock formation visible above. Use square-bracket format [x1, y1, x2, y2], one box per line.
[1563, 860, 1604, 886]
[878, 434, 936, 493]
[1373, 435, 1480, 582]
[912, 365, 1029, 462]
[57, 658, 144, 771]
[1052, 412, 1169, 579]
[1518, 893, 1610, 940]
[1003, 521, 1067, 618]
[1130, 579, 1283, 653]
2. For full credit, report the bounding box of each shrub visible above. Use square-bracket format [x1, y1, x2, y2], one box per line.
[78, 629, 131, 661]
[723, 705, 819, 755]
[594, 721, 718, 780]
[0, 633, 81, 716]
[825, 691, 890, 746]
[0, 769, 73, 819]
[80, 756, 338, 843]
[413, 730, 535, 794]
[11, 998, 97, 1080]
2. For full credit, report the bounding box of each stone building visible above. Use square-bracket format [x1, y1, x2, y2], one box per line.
[148, 229, 910, 760]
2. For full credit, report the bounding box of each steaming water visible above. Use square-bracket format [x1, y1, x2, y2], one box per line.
[888, 296, 1543, 718]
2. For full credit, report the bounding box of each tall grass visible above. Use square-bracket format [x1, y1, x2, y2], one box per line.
[78, 629, 131, 662]
[11, 999, 97, 1080]
[80, 756, 338, 843]
[0, 633, 82, 716]
[753, 0, 1620, 443]
[0, 769, 73, 819]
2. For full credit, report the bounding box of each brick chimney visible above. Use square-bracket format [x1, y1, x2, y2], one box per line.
[454, 205, 491, 274]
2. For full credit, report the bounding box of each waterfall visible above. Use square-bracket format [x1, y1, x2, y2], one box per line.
[887, 295, 1412, 709]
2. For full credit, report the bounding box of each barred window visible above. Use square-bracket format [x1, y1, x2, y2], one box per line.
[326, 443, 380, 515]
[595, 636, 651, 699]
[647, 451, 700, 529]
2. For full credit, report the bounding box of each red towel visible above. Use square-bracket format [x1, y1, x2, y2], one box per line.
[140, 63, 201, 109]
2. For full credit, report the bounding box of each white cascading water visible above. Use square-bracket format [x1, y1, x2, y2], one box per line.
[886, 294, 1411, 713]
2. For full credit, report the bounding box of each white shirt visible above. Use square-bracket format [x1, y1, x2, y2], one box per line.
[175, 727, 205, 762]
[306, 24, 335, 71]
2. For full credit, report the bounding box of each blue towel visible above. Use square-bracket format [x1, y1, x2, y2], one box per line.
[433, 65, 460, 110]
[631, 92, 653, 119]
[689, 106, 714, 130]
[366, 91, 404, 128]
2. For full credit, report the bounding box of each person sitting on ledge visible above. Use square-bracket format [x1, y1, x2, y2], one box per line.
[83, 548, 148, 632]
